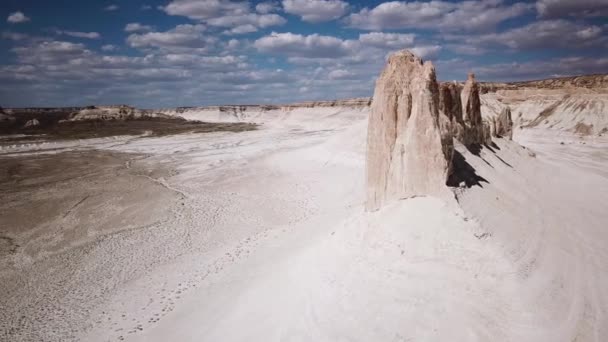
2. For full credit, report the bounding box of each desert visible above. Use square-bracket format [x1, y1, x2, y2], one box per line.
[2, 1, 608, 341]
[2, 63, 608, 340]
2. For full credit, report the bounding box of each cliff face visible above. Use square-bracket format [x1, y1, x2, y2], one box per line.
[366, 50, 452, 211]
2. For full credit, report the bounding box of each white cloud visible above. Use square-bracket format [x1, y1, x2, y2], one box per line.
[471, 20, 605, 50]
[163, 0, 286, 32]
[127, 24, 213, 50]
[328, 69, 355, 80]
[282, 0, 349, 23]
[254, 32, 356, 58]
[536, 0, 608, 18]
[12, 41, 91, 65]
[104, 4, 119, 11]
[223, 24, 258, 35]
[256, 1, 279, 14]
[2, 32, 30, 41]
[163, 0, 250, 20]
[472, 56, 608, 80]
[226, 39, 240, 49]
[359, 32, 415, 49]
[125, 23, 154, 33]
[207, 13, 286, 30]
[410, 45, 442, 59]
[346, 0, 530, 32]
[101, 44, 118, 51]
[7, 11, 30, 24]
[57, 30, 101, 39]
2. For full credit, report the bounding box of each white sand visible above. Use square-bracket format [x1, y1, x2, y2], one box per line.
[1, 107, 607, 341]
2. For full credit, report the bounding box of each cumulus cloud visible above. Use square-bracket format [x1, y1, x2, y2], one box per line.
[101, 44, 118, 51]
[12, 41, 91, 65]
[346, 0, 531, 32]
[254, 32, 356, 58]
[471, 20, 605, 50]
[104, 4, 119, 11]
[163, 0, 286, 32]
[256, 1, 279, 14]
[55, 30, 101, 39]
[410, 45, 442, 59]
[7, 11, 30, 24]
[359, 32, 415, 49]
[206, 13, 286, 31]
[536, 0, 608, 18]
[125, 23, 154, 33]
[282, 0, 349, 23]
[327, 69, 356, 80]
[127, 24, 213, 50]
[223, 24, 258, 35]
[472, 56, 608, 80]
[2, 32, 30, 41]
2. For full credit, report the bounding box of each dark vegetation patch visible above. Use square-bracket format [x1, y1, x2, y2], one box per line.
[0, 109, 256, 143]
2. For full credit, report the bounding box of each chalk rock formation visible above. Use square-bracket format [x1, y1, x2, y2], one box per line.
[366, 50, 451, 211]
[24, 118, 40, 128]
[494, 107, 513, 139]
[438, 82, 465, 150]
[460, 73, 489, 144]
[68, 105, 174, 122]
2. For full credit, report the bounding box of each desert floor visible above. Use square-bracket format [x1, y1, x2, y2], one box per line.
[1, 113, 607, 341]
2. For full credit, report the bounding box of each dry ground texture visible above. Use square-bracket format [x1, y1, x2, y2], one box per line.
[1, 105, 607, 341]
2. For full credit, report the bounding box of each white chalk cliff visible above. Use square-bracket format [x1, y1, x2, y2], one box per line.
[366, 50, 451, 211]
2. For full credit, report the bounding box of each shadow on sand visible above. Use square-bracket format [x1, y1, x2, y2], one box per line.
[447, 150, 489, 188]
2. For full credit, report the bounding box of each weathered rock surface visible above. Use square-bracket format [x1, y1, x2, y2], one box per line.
[366, 50, 451, 211]
[461, 74, 482, 126]
[24, 118, 40, 128]
[460, 73, 488, 145]
[439, 82, 463, 123]
[493, 107, 513, 139]
[438, 82, 464, 153]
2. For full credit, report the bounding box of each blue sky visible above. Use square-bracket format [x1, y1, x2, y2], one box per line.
[1, 0, 607, 107]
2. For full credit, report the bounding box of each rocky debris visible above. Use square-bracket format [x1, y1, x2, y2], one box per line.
[493, 107, 513, 139]
[23, 118, 40, 128]
[366, 50, 451, 211]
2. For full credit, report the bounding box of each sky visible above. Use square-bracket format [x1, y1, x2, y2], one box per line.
[1, 0, 607, 108]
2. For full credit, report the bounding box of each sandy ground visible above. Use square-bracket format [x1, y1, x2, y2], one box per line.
[1, 111, 607, 341]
